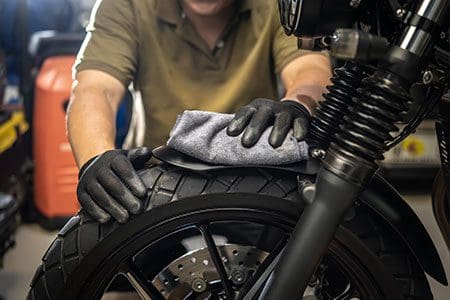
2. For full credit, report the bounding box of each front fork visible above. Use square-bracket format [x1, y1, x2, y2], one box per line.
[260, 156, 374, 299]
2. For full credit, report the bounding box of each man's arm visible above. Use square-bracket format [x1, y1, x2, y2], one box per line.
[226, 3, 332, 148]
[67, 70, 125, 167]
[69, 0, 139, 168]
[281, 52, 332, 115]
[67, 0, 152, 224]
[68, 70, 152, 223]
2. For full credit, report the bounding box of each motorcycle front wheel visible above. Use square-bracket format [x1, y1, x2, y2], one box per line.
[27, 164, 432, 299]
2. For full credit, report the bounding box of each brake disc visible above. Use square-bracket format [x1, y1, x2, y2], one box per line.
[152, 244, 268, 299]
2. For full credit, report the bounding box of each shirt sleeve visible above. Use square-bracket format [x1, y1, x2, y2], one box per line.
[270, 4, 307, 74]
[74, 0, 138, 87]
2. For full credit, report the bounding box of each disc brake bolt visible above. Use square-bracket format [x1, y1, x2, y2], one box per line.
[191, 278, 207, 293]
[231, 270, 247, 286]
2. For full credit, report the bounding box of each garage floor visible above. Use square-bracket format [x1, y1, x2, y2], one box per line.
[1, 194, 449, 300]
[0, 224, 56, 300]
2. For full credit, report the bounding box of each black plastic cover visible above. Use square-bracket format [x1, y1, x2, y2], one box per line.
[152, 146, 320, 175]
[278, 0, 367, 37]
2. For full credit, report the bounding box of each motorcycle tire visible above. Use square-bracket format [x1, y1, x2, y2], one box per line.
[27, 163, 433, 299]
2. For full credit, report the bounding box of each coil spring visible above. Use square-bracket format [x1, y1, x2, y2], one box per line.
[331, 70, 411, 162]
[307, 62, 374, 149]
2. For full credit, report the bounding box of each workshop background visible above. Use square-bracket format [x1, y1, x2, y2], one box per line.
[0, 0, 448, 299]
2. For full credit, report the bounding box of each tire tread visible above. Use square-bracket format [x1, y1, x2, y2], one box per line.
[28, 163, 431, 299]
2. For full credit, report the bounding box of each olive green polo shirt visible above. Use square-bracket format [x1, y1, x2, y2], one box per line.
[75, 0, 304, 148]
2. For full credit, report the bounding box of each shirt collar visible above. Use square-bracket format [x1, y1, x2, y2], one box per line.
[155, 0, 259, 25]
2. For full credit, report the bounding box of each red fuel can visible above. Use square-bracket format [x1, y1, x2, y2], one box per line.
[33, 56, 79, 219]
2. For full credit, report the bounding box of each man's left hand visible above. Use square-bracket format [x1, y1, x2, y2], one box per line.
[227, 98, 311, 148]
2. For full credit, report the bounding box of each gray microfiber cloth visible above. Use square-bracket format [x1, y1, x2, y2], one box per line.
[167, 110, 309, 165]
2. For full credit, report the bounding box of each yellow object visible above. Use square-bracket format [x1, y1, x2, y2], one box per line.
[0, 111, 30, 154]
[402, 136, 425, 156]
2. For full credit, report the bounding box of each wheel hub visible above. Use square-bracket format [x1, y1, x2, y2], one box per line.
[152, 244, 268, 299]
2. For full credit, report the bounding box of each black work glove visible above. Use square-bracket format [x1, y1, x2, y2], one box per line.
[77, 147, 152, 224]
[227, 98, 311, 148]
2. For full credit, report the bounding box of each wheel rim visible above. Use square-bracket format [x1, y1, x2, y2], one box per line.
[72, 206, 383, 300]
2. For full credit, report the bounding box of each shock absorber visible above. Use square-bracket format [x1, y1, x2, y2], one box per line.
[324, 0, 449, 178]
[323, 68, 412, 186]
[307, 62, 374, 150]
[331, 71, 410, 161]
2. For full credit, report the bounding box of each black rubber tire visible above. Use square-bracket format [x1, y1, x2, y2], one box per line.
[27, 163, 433, 299]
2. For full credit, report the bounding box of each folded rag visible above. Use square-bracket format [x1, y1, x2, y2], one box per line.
[166, 110, 309, 165]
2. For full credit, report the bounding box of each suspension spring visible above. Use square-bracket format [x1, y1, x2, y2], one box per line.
[331, 70, 411, 163]
[307, 62, 374, 150]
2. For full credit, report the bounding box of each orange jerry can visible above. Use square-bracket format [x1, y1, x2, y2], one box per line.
[33, 56, 79, 219]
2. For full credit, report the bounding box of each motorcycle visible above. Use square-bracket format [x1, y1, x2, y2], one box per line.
[27, 0, 450, 299]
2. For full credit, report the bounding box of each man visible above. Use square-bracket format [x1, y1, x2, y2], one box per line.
[69, 0, 331, 223]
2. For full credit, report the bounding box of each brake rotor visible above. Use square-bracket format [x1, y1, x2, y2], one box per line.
[152, 244, 268, 299]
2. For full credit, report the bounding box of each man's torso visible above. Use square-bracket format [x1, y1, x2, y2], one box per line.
[76, 0, 301, 148]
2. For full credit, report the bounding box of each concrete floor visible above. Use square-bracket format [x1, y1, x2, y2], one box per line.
[0, 195, 449, 300]
[0, 224, 57, 300]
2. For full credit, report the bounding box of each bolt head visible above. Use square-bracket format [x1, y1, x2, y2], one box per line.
[231, 270, 247, 286]
[349, 0, 361, 8]
[191, 278, 207, 293]
[311, 149, 326, 159]
[423, 71, 433, 84]
[396, 9, 405, 17]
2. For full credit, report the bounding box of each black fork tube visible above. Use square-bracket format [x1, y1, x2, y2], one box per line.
[259, 165, 366, 299]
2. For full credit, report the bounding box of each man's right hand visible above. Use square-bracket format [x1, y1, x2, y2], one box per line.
[77, 147, 152, 223]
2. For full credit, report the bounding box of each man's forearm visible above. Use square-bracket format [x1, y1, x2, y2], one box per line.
[282, 53, 332, 115]
[67, 87, 118, 168]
